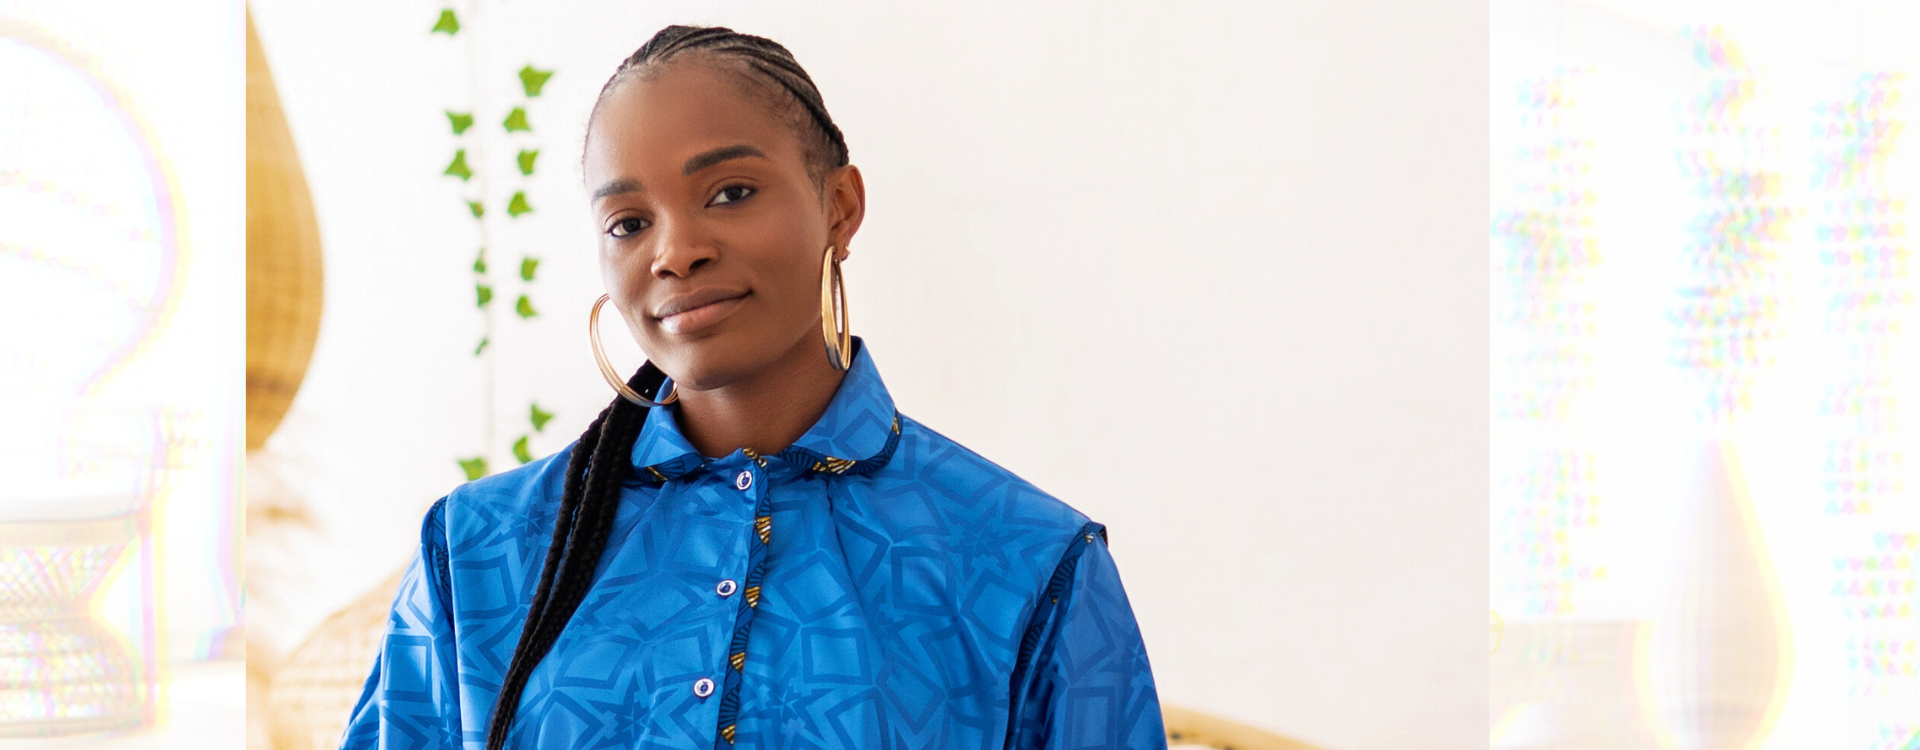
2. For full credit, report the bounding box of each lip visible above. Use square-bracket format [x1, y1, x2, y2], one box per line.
[652, 288, 749, 334]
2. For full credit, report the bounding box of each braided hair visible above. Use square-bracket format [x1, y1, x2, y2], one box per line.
[584, 24, 850, 185]
[484, 26, 849, 750]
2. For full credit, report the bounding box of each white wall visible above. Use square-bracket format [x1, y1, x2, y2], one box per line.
[246, 2, 1487, 748]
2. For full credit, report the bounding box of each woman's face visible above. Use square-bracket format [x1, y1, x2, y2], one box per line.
[584, 59, 862, 391]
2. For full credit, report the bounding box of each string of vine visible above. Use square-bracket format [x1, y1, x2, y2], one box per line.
[434, 5, 556, 480]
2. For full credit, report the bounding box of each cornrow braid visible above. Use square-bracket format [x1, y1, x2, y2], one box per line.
[483, 363, 661, 750]
[585, 24, 849, 184]
[489, 26, 848, 749]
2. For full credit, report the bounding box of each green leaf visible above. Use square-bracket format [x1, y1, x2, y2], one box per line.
[512, 435, 532, 464]
[467, 200, 484, 218]
[446, 111, 473, 135]
[515, 294, 537, 319]
[472, 248, 487, 274]
[519, 257, 539, 281]
[431, 9, 460, 35]
[516, 149, 539, 176]
[457, 456, 486, 480]
[444, 149, 473, 181]
[518, 65, 554, 98]
[474, 336, 489, 355]
[506, 191, 533, 217]
[476, 285, 493, 307]
[502, 107, 530, 132]
[530, 403, 554, 432]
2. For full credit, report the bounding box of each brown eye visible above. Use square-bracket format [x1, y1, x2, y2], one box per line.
[708, 185, 755, 206]
[608, 217, 648, 238]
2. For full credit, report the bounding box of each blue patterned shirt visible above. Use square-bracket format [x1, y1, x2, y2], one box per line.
[341, 340, 1166, 750]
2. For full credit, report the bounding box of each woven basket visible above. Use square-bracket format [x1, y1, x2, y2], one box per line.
[245, 6, 323, 452]
[262, 568, 403, 750]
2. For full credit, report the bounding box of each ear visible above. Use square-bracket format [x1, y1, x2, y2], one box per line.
[823, 164, 865, 261]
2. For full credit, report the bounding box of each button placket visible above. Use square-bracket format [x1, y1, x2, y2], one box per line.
[717, 463, 754, 608]
[712, 451, 774, 744]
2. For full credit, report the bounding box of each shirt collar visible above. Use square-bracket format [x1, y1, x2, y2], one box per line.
[630, 336, 901, 481]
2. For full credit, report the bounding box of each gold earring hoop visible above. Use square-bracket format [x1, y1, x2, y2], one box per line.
[590, 294, 678, 407]
[820, 246, 852, 371]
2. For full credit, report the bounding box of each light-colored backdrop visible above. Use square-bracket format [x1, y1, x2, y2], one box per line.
[0, 0, 243, 665]
[245, 2, 1487, 748]
[1489, 2, 1920, 748]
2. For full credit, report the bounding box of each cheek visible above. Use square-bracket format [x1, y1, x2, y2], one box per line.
[730, 208, 826, 317]
[752, 236, 825, 322]
[598, 241, 655, 328]
[604, 234, 661, 289]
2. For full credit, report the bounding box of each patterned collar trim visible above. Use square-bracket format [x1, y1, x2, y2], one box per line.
[629, 337, 902, 481]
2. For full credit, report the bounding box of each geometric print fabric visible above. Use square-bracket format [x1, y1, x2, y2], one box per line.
[341, 341, 1166, 749]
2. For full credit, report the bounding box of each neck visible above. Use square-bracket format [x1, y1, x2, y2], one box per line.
[672, 335, 848, 459]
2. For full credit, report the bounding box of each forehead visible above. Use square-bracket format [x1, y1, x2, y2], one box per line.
[584, 60, 803, 180]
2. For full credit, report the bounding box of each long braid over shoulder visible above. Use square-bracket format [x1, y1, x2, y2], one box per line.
[483, 365, 653, 750]
[485, 25, 847, 750]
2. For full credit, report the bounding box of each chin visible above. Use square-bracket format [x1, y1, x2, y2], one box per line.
[653, 336, 776, 392]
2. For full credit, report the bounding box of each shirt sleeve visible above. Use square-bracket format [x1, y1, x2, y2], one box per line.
[1005, 522, 1168, 750]
[341, 497, 464, 750]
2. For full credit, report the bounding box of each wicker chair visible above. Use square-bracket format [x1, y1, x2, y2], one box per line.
[262, 568, 400, 750]
[244, 7, 324, 453]
[1163, 705, 1327, 750]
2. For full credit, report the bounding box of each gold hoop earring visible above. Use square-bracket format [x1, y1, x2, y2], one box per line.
[819, 246, 852, 371]
[589, 294, 678, 407]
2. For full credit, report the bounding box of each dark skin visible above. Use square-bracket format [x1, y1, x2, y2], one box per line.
[584, 58, 866, 459]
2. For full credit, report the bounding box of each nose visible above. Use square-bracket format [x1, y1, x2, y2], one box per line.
[649, 218, 718, 279]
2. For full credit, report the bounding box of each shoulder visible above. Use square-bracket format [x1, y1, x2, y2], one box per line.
[841, 414, 1107, 614]
[436, 445, 575, 545]
[874, 414, 1092, 546]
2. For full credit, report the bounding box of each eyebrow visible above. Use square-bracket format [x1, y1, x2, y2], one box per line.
[589, 144, 770, 202]
[590, 178, 643, 201]
[682, 144, 767, 175]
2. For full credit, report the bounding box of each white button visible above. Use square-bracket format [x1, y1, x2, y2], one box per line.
[693, 677, 715, 698]
[715, 579, 737, 598]
[734, 470, 753, 491]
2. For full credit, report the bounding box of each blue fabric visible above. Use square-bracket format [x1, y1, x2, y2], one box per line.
[342, 340, 1165, 750]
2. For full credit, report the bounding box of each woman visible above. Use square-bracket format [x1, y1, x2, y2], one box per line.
[343, 26, 1164, 750]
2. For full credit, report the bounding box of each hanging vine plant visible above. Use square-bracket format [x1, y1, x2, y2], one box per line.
[507, 61, 554, 464]
[433, 6, 558, 479]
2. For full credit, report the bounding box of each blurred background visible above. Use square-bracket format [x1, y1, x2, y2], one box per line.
[241, 1, 1486, 750]
[0, 0, 244, 747]
[1491, 1, 1920, 748]
[4, 0, 1915, 747]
